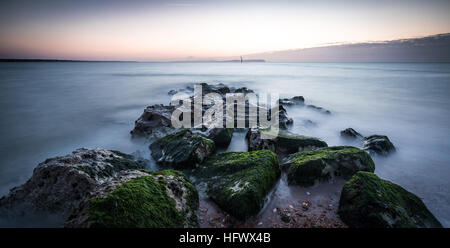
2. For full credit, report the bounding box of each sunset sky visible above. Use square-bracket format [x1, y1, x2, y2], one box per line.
[0, 0, 449, 61]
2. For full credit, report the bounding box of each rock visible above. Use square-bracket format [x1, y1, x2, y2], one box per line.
[279, 105, 294, 129]
[198, 128, 234, 148]
[363, 135, 396, 156]
[67, 170, 199, 228]
[279, 96, 305, 106]
[130, 104, 176, 138]
[168, 89, 178, 95]
[307, 104, 331, 114]
[233, 87, 254, 94]
[302, 119, 317, 127]
[193, 150, 280, 220]
[150, 129, 215, 168]
[282, 146, 375, 186]
[0, 148, 148, 226]
[338, 171, 442, 228]
[246, 128, 328, 155]
[200, 83, 231, 96]
[0, 148, 198, 228]
[340, 128, 363, 139]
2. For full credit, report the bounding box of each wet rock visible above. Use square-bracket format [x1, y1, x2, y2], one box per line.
[193, 150, 280, 220]
[198, 128, 234, 148]
[282, 146, 375, 186]
[302, 119, 317, 127]
[233, 87, 254, 94]
[279, 105, 294, 129]
[67, 170, 198, 228]
[363, 135, 396, 156]
[200, 83, 231, 95]
[168, 89, 178, 95]
[0, 148, 182, 227]
[150, 129, 215, 168]
[246, 128, 327, 155]
[131, 104, 176, 138]
[338, 171, 442, 228]
[340, 128, 363, 139]
[307, 105, 331, 114]
[279, 96, 305, 106]
[280, 212, 291, 223]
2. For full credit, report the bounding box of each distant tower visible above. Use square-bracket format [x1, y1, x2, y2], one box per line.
[240, 56, 243, 63]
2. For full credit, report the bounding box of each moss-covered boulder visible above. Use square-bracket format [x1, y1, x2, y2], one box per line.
[363, 135, 396, 156]
[200, 128, 234, 148]
[0, 148, 147, 227]
[193, 150, 280, 220]
[338, 172, 442, 228]
[246, 128, 328, 155]
[150, 129, 215, 168]
[282, 146, 375, 186]
[67, 170, 199, 228]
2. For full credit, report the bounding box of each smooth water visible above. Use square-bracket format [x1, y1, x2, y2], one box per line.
[0, 62, 449, 226]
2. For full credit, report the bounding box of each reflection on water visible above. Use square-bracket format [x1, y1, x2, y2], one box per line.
[0, 62, 449, 226]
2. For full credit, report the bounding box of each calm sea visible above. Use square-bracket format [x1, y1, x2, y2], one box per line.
[1, 62, 449, 226]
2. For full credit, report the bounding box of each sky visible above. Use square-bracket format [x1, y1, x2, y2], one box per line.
[0, 0, 449, 61]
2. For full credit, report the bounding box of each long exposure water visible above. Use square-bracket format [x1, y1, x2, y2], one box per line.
[0, 62, 449, 226]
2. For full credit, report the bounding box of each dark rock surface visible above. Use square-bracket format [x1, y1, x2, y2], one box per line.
[340, 128, 363, 139]
[363, 135, 396, 155]
[150, 129, 215, 168]
[192, 150, 280, 220]
[282, 146, 375, 186]
[246, 128, 327, 155]
[0, 148, 199, 228]
[130, 104, 175, 138]
[339, 171, 442, 228]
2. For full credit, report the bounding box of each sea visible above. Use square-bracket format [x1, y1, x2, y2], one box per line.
[0, 62, 449, 226]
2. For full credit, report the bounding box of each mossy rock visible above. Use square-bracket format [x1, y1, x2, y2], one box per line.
[209, 128, 234, 148]
[150, 129, 215, 168]
[363, 135, 396, 156]
[194, 150, 280, 220]
[338, 171, 442, 228]
[283, 146, 375, 186]
[86, 170, 199, 228]
[246, 129, 327, 155]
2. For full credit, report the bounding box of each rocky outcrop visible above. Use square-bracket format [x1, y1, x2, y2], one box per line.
[192, 150, 280, 220]
[282, 146, 375, 186]
[150, 129, 215, 168]
[340, 128, 396, 156]
[279, 96, 305, 106]
[133, 83, 295, 142]
[363, 135, 396, 156]
[0, 148, 198, 228]
[196, 128, 234, 148]
[67, 170, 198, 228]
[279, 105, 294, 129]
[338, 171, 442, 228]
[130, 104, 176, 138]
[306, 104, 331, 114]
[246, 128, 327, 155]
[340, 128, 363, 139]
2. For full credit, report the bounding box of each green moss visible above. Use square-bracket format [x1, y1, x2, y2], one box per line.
[150, 129, 215, 168]
[87, 170, 198, 228]
[194, 150, 280, 220]
[338, 171, 442, 228]
[284, 146, 375, 186]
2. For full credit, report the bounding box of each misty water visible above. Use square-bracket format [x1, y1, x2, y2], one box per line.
[0, 62, 449, 227]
